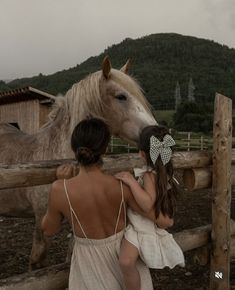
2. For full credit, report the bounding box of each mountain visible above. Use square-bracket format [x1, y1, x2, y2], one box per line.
[1, 33, 235, 109]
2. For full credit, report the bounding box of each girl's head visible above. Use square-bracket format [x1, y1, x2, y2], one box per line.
[138, 125, 178, 219]
[138, 125, 170, 164]
[71, 118, 111, 166]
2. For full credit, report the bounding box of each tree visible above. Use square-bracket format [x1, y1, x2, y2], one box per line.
[187, 77, 195, 102]
[175, 81, 181, 110]
[173, 101, 213, 133]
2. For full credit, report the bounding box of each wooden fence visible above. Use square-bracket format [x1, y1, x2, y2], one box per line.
[0, 93, 234, 290]
[109, 131, 214, 154]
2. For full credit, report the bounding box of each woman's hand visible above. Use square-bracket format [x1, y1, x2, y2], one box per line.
[115, 171, 136, 186]
[56, 163, 78, 180]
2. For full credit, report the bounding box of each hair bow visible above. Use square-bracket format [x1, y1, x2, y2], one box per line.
[150, 134, 176, 165]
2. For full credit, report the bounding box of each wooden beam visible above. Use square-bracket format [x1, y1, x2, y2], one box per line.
[183, 165, 235, 191]
[0, 262, 69, 290]
[193, 235, 235, 266]
[0, 151, 212, 190]
[173, 219, 235, 253]
[210, 93, 232, 290]
[183, 167, 212, 191]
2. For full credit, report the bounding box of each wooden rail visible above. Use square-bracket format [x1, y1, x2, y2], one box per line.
[0, 151, 212, 190]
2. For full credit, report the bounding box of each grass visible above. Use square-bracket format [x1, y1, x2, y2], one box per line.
[153, 110, 175, 126]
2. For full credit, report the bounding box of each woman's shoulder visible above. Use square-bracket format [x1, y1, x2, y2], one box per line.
[104, 173, 125, 190]
[51, 179, 65, 193]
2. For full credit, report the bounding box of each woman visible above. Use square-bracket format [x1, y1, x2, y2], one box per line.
[41, 118, 173, 290]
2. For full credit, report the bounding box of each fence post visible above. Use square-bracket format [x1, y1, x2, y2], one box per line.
[201, 136, 204, 151]
[210, 93, 232, 290]
[127, 143, 130, 154]
[111, 136, 114, 153]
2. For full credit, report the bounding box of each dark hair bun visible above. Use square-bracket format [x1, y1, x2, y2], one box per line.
[71, 118, 111, 166]
[76, 147, 94, 164]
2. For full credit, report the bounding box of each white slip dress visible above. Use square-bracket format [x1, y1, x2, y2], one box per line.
[64, 179, 154, 290]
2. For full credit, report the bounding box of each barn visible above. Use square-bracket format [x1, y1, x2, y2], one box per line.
[0, 86, 55, 134]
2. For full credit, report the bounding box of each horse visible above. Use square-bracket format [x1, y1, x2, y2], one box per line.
[0, 56, 157, 269]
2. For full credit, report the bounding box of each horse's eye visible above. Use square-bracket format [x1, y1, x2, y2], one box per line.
[115, 94, 127, 101]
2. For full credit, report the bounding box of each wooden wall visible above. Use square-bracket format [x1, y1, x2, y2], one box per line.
[0, 100, 39, 134]
[39, 103, 52, 128]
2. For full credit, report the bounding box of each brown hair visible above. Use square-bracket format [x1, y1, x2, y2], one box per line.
[71, 118, 111, 166]
[138, 125, 178, 219]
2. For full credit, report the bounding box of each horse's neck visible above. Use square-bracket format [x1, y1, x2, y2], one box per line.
[37, 104, 74, 160]
[38, 79, 102, 160]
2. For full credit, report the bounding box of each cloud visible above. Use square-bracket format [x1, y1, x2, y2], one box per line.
[0, 0, 235, 79]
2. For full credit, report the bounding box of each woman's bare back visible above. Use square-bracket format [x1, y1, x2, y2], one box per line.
[54, 168, 126, 239]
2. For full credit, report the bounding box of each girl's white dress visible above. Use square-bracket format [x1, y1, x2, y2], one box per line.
[124, 166, 185, 269]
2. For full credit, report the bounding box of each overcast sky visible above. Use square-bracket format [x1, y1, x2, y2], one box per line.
[1, 0, 235, 80]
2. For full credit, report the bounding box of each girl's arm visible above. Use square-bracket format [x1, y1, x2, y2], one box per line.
[115, 171, 156, 212]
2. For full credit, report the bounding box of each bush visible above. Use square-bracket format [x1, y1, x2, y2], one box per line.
[173, 101, 213, 133]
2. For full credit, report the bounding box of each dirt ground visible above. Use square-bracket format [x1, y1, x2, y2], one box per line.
[0, 188, 234, 290]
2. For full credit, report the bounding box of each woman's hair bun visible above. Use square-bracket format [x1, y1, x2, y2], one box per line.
[71, 118, 111, 166]
[76, 147, 94, 163]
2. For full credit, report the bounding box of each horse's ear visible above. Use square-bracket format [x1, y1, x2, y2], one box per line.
[102, 56, 111, 79]
[120, 59, 131, 74]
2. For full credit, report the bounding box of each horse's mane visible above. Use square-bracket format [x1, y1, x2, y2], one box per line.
[48, 96, 65, 121]
[41, 68, 152, 130]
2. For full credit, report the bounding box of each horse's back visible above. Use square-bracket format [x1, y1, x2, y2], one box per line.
[0, 123, 36, 163]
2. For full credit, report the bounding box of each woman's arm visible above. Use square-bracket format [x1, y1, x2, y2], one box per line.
[115, 171, 155, 212]
[41, 181, 63, 236]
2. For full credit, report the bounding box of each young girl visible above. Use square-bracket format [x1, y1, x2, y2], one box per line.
[115, 125, 185, 290]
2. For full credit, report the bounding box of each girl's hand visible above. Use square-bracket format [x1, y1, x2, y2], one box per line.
[115, 171, 136, 186]
[56, 163, 78, 180]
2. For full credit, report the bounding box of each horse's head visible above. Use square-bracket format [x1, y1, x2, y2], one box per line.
[66, 56, 157, 144]
[99, 56, 157, 143]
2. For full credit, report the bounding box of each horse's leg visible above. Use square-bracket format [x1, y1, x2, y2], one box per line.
[0, 188, 33, 217]
[28, 186, 50, 270]
[29, 214, 51, 270]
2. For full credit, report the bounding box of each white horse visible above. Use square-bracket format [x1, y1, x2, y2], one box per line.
[0, 56, 156, 268]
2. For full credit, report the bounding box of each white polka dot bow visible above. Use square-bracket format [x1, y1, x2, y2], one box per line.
[150, 134, 176, 165]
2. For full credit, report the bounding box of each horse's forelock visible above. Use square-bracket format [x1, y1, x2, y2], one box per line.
[64, 71, 108, 129]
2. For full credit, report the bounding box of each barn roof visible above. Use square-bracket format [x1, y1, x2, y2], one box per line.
[0, 87, 56, 105]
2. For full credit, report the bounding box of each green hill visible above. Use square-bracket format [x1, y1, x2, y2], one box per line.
[1, 33, 235, 109]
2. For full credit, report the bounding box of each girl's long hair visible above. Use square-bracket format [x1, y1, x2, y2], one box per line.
[138, 125, 179, 219]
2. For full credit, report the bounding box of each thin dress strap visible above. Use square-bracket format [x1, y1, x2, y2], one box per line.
[63, 179, 88, 239]
[114, 181, 126, 234]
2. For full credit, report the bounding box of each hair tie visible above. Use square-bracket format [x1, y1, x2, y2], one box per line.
[77, 147, 94, 158]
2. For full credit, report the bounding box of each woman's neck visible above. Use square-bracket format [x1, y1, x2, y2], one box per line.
[79, 164, 103, 176]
